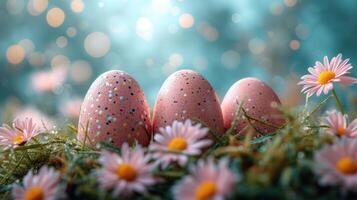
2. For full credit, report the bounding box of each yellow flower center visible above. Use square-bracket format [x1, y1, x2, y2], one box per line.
[336, 127, 346, 136]
[195, 181, 217, 200]
[336, 157, 357, 174]
[25, 187, 44, 200]
[13, 135, 25, 145]
[116, 163, 137, 182]
[318, 71, 335, 85]
[168, 137, 188, 151]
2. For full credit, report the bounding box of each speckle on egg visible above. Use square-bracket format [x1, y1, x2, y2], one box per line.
[78, 70, 151, 148]
[153, 69, 225, 134]
[221, 77, 285, 135]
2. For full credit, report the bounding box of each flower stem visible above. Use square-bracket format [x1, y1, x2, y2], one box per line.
[332, 88, 345, 114]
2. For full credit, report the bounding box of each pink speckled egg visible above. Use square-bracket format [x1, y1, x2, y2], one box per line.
[221, 77, 285, 135]
[153, 70, 225, 134]
[78, 70, 151, 147]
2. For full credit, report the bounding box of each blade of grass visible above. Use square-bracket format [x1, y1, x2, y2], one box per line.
[304, 95, 333, 120]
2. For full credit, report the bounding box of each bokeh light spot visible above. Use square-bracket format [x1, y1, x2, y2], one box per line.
[162, 53, 184, 74]
[33, 0, 48, 13]
[270, 3, 283, 16]
[295, 24, 310, 39]
[84, 32, 111, 58]
[66, 27, 77, 37]
[46, 7, 65, 28]
[27, 0, 48, 16]
[62, 98, 83, 119]
[31, 69, 67, 92]
[198, 22, 219, 42]
[56, 36, 68, 48]
[248, 38, 266, 55]
[29, 52, 45, 68]
[19, 39, 35, 54]
[136, 17, 154, 41]
[71, 0, 85, 13]
[70, 60, 92, 83]
[152, 0, 171, 14]
[290, 40, 300, 50]
[6, 44, 25, 65]
[51, 54, 70, 70]
[221, 50, 240, 69]
[145, 58, 155, 67]
[179, 13, 194, 29]
[169, 53, 183, 68]
[284, 0, 298, 7]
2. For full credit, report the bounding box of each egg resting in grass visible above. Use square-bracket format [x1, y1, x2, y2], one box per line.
[153, 69, 225, 135]
[221, 77, 285, 135]
[78, 70, 151, 147]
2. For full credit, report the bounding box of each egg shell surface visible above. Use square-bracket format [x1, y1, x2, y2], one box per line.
[153, 69, 225, 134]
[221, 77, 285, 135]
[78, 70, 151, 147]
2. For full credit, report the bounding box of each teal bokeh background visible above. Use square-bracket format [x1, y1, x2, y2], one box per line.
[0, 0, 356, 124]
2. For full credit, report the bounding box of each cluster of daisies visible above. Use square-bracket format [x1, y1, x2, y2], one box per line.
[2, 119, 238, 200]
[1, 53, 356, 200]
[314, 110, 357, 192]
[96, 120, 239, 199]
[299, 53, 357, 192]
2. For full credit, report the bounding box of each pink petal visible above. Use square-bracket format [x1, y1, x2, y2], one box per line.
[316, 86, 324, 96]
[315, 61, 325, 72]
[323, 83, 333, 94]
[324, 56, 330, 71]
[308, 67, 320, 76]
[335, 64, 352, 76]
[337, 76, 357, 85]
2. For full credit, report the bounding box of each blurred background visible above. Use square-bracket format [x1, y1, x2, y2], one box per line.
[0, 0, 356, 127]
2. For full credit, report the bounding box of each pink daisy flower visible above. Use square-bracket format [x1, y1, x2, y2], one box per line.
[149, 120, 212, 168]
[0, 118, 40, 149]
[325, 110, 357, 137]
[174, 158, 239, 200]
[15, 108, 55, 130]
[298, 53, 357, 98]
[314, 138, 357, 192]
[12, 166, 61, 200]
[96, 144, 156, 196]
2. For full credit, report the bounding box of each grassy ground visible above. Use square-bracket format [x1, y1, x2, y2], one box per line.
[0, 97, 356, 200]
